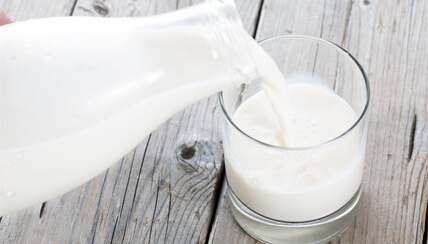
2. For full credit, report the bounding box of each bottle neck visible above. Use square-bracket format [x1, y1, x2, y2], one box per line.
[206, 0, 261, 86]
[136, 1, 260, 87]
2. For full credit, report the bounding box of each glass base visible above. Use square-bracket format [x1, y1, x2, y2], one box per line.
[227, 185, 361, 244]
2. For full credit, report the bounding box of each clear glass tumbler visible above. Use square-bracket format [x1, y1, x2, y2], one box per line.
[219, 35, 370, 244]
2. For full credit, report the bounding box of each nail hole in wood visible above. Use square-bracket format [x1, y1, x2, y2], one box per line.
[39, 202, 47, 218]
[408, 114, 417, 161]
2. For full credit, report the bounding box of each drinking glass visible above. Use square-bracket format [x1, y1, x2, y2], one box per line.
[219, 35, 370, 244]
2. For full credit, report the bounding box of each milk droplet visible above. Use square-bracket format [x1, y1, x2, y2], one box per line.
[7, 55, 15, 63]
[91, 66, 101, 74]
[5, 191, 15, 197]
[25, 45, 32, 54]
[6, 162, 13, 167]
[42, 50, 52, 59]
[73, 34, 81, 44]
[16, 153, 22, 160]
[211, 50, 219, 59]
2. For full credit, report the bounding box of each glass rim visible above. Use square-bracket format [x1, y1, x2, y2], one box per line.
[219, 34, 371, 151]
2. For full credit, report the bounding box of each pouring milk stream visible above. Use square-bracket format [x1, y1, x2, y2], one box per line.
[0, 1, 360, 220]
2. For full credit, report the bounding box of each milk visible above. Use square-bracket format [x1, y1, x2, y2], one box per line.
[225, 82, 364, 222]
[0, 5, 362, 220]
[0, 13, 260, 215]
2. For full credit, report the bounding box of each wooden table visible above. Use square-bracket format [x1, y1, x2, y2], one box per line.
[0, 0, 427, 243]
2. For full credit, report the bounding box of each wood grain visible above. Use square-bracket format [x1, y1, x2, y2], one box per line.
[210, 0, 428, 243]
[0, 0, 427, 243]
[0, 0, 76, 21]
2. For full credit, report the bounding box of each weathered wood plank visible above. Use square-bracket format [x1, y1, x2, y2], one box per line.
[100, 1, 262, 243]
[0, 0, 76, 21]
[0, 0, 262, 243]
[1, 0, 427, 243]
[209, 0, 428, 243]
[357, 0, 428, 243]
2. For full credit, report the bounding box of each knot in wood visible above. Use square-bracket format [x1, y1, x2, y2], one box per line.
[176, 142, 199, 173]
[175, 140, 222, 174]
[93, 2, 110, 16]
[179, 146, 196, 160]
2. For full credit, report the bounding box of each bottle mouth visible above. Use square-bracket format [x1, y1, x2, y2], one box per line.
[206, 0, 241, 29]
[205, 0, 261, 86]
[206, 0, 238, 9]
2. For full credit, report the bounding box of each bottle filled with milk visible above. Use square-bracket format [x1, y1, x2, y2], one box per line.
[0, 0, 261, 215]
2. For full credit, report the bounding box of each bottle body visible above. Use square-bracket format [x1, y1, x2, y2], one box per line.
[0, 3, 259, 215]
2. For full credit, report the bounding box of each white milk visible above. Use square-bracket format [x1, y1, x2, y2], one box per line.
[225, 82, 364, 222]
[0, 6, 360, 220]
[0, 15, 260, 215]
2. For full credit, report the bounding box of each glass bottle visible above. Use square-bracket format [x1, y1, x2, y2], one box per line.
[0, 0, 259, 216]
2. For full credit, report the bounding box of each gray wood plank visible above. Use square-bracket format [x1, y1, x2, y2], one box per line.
[209, 0, 428, 243]
[0, 0, 76, 21]
[0, 0, 262, 243]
